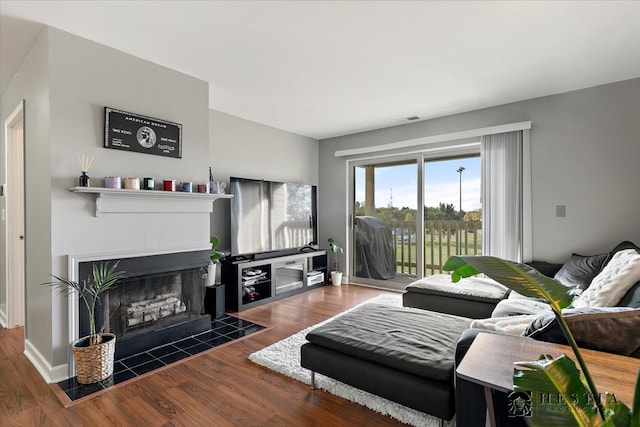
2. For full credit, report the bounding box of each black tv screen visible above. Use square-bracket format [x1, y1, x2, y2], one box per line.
[230, 177, 318, 257]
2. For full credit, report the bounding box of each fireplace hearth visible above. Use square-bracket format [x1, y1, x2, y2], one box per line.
[77, 250, 211, 359]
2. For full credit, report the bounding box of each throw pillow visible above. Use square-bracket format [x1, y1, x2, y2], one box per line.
[605, 242, 640, 308]
[523, 307, 640, 357]
[553, 252, 608, 289]
[526, 260, 564, 278]
[573, 249, 640, 308]
[603, 241, 640, 266]
[618, 280, 640, 308]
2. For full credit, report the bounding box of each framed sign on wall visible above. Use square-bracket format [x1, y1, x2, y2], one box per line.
[104, 107, 182, 159]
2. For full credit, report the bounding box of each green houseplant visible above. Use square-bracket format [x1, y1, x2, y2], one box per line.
[328, 238, 344, 286]
[207, 236, 225, 286]
[46, 261, 126, 384]
[210, 236, 224, 263]
[443, 255, 639, 426]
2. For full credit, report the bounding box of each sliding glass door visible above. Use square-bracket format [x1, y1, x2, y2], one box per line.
[353, 159, 419, 288]
[423, 156, 482, 275]
[350, 153, 481, 290]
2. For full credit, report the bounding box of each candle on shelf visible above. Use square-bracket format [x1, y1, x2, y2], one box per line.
[104, 176, 121, 189]
[123, 177, 140, 190]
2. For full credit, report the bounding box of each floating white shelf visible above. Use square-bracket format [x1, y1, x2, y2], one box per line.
[70, 186, 232, 217]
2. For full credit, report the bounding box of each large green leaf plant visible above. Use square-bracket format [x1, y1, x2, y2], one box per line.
[46, 261, 126, 346]
[443, 255, 640, 427]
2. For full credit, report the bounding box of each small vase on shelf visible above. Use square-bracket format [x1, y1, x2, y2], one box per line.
[79, 171, 90, 187]
[77, 155, 94, 187]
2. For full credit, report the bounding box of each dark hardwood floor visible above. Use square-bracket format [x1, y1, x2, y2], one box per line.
[1, 284, 409, 426]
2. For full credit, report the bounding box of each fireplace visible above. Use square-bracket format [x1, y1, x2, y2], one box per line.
[110, 270, 195, 334]
[77, 250, 211, 359]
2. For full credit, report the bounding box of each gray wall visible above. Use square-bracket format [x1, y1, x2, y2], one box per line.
[319, 78, 640, 267]
[46, 28, 210, 368]
[0, 27, 319, 378]
[3, 23, 638, 378]
[1, 27, 211, 375]
[208, 109, 319, 252]
[0, 28, 51, 348]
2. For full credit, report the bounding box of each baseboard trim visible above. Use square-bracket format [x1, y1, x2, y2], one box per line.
[24, 339, 69, 384]
[0, 307, 7, 328]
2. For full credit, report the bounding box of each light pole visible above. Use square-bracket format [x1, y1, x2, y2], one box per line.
[457, 166, 465, 254]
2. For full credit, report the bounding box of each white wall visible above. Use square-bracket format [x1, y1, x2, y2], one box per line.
[2, 27, 212, 379]
[208, 109, 319, 252]
[319, 78, 640, 269]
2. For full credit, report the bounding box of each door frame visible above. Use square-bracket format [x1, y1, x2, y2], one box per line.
[348, 153, 424, 290]
[347, 144, 483, 290]
[2, 100, 26, 328]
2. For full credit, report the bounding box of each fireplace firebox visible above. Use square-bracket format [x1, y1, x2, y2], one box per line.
[77, 250, 211, 359]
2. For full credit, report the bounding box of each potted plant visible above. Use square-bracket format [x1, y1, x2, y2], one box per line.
[46, 261, 126, 384]
[443, 255, 639, 426]
[208, 236, 225, 287]
[328, 238, 344, 286]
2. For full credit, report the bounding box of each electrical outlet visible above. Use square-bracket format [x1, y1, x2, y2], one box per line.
[556, 205, 566, 217]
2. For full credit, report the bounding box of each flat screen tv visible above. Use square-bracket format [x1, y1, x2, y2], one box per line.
[230, 177, 318, 258]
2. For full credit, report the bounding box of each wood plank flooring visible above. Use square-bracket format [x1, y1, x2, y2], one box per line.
[1, 284, 409, 426]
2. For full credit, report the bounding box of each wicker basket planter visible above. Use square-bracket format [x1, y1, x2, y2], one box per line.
[72, 333, 116, 384]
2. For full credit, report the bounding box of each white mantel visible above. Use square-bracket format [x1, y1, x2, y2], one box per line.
[70, 186, 232, 217]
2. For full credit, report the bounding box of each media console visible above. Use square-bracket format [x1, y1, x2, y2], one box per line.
[222, 250, 328, 312]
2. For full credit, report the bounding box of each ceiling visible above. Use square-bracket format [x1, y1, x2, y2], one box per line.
[2, 1, 640, 140]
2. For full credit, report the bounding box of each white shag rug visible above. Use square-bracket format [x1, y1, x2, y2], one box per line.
[248, 293, 456, 427]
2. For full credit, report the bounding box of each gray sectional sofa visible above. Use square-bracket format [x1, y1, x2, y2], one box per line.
[300, 241, 640, 425]
[402, 272, 510, 318]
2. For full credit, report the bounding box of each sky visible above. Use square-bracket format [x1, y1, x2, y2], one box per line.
[355, 156, 481, 211]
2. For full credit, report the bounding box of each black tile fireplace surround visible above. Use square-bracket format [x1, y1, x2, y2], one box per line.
[77, 250, 211, 359]
[58, 314, 265, 402]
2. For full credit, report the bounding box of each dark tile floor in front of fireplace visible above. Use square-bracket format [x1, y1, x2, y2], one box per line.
[57, 314, 265, 401]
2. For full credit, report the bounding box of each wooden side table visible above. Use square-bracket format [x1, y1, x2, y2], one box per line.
[456, 333, 640, 426]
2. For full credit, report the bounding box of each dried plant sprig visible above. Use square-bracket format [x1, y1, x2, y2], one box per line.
[77, 154, 94, 172]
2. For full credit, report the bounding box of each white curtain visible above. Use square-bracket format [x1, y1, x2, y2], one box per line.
[481, 131, 523, 262]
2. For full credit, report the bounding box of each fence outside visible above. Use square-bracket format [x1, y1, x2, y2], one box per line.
[387, 220, 482, 276]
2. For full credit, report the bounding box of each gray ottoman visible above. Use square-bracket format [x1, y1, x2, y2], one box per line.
[403, 274, 510, 319]
[300, 303, 471, 421]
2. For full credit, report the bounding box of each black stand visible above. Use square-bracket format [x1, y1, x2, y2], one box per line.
[204, 284, 226, 319]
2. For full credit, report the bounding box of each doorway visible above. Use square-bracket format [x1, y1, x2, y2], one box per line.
[349, 152, 481, 291]
[352, 158, 419, 290]
[2, 100, 25, 328]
